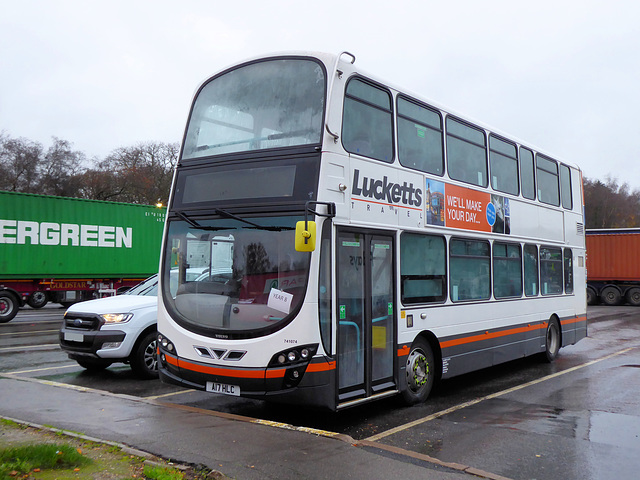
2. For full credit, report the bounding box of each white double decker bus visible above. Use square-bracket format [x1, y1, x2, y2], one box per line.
[157, 52, 586, 410]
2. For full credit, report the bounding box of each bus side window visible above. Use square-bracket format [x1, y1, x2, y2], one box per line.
[564, 248, 573, 294]
[397, 96, 444, 176]
[493, 242, 522, 299]
[446, 117, 488, 188]
[450, 238, 491, 302]
[400, 233, 446, 304]
[342, 78, 394, 163]
[524, 244, 539, 296]
[540, 246, 563, 295]
[489, 135, 519, 196]
[560, 164, 573, 210]
[536, 155, 560, 206]
[520, 147, 536, 200]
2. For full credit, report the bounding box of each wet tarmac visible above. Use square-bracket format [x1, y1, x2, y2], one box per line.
[1, 305, 639, 479]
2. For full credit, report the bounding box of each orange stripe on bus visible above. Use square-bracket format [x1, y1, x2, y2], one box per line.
[266, 368, 286, 379]
[165, 355, 334, 378]
[440, 323, 546, 349]
[167, 355, 265, 379]
[561, 315, 587, 325]
[306, 361, 336, 372]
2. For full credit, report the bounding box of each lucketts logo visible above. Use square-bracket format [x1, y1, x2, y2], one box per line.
[352, 169, 422, 207]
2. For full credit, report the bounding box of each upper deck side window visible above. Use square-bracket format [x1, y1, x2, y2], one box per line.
[446, 117, 488, 188]
[536, 155, 560, 206]
[397, 96, 444, 176]
[342, 78, 394, 163]
[181, 58, 326, 160]
[489, 135, 519, 196]
[560, 164, 573, 210]
[520, 147, 536, 200]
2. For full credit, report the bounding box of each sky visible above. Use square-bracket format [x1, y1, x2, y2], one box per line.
[1, 0, 639, 187]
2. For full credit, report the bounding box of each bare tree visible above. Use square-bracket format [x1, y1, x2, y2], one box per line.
[583, 176, 640, 228]
[0, 133, 43, 193]
[93, 141, 178, 205]
[38, 137, 87, 197]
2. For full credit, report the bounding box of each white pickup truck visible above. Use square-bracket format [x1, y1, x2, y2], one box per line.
[59, 275, 159, 379]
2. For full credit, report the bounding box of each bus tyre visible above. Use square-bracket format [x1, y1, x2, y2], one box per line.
[27, 291, 48, 309]
[542, 318, 561, 363]
[600, 286, 622, 306]
[76, 358, 113, 371]
[130, 331, 159, 379]
[401, 337, 435, 405]
[625, 287, 640, 306]
[0, 291, 19, 323]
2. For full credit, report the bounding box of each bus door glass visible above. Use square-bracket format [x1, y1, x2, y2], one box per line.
[337, 230, 395, 401]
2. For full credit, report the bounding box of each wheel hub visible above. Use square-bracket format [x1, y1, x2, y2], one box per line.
[406, 350, 429, 392]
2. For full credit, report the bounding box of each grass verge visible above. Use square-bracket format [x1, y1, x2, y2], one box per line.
[0, 418, 225, 479]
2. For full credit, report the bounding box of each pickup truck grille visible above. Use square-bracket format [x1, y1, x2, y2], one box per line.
[63, 313, 102, 331]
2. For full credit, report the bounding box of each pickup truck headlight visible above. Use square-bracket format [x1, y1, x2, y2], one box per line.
[100, 313, 133, 324]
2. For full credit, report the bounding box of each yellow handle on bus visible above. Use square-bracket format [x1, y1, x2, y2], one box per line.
[295, 221, 317, 252]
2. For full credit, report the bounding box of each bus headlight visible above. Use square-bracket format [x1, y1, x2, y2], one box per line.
[268, 344, 318, 368]
[157, 333, 176, 353]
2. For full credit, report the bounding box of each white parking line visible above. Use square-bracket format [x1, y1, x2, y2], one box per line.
[365, 346, 634, 442]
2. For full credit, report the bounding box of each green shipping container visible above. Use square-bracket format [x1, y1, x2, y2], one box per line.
[0, 191, 166, 279]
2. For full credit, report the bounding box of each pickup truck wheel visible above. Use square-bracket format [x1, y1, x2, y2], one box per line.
[27, 291, 48, 309]
[0, 291, 19, 323]
[130, 331, 159, 379]
[76, 358, 112, 371]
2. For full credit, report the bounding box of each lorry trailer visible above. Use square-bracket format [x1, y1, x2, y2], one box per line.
[0, 190, 165, 322]
[586, 228, 640, 306]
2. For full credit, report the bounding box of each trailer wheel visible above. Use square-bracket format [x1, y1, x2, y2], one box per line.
[601, 286, 622, 306]
[130, 331, 159, 379]
[0, 291, 19, 323]
[586, 286, 598, 306]
[625, 287, 640, 306]
[401, 337, 435, 405]
[27, 291, 48, 309]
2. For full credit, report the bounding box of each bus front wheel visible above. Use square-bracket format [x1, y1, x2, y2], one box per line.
[401, 337, 435, 405]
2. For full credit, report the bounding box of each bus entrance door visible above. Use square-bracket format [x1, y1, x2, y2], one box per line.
[337, 230, 396, 405]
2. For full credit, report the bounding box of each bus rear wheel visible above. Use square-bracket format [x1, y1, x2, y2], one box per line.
[542, 318, 561, 363]
[401, 337, 435, 405]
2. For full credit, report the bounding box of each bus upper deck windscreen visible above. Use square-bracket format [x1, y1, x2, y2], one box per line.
[182, 58, 326, 160]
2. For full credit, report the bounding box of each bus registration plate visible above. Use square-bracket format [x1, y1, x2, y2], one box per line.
[206, 382, 240, 396]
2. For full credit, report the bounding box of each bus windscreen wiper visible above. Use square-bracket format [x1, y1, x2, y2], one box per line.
[213, 209, 293, 231]
[175, 211, 226, 231]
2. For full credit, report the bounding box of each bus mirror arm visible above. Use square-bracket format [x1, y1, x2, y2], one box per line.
[325, 124, 339, 143]
[295, 202, 335, 252]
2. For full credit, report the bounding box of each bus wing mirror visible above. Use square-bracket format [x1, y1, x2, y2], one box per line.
[295, 221, 317, 252]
